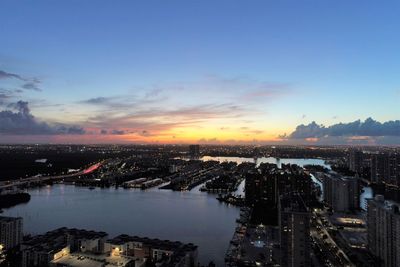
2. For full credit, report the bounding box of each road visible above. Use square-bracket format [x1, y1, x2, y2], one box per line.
[310, 209, 355, 267]
[0, 162, 102, 190]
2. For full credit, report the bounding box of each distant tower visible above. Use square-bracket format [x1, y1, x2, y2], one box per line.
[189, 145, 200, 159]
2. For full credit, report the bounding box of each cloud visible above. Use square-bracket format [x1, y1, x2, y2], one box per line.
[110, 129, 126, 135]
[0, 69, 42, 91]
[82, 97, 111, 105]
[22, 82, 41, 91]
[289, 118, 400, 139]
[0, 70, 24, 80]
[100, 129, 108, 134]
[85, 103, 247, 137]
[139, 130, 151, 137]
[0, 89, 16, 104]
[145, 88, 163, 98]
[198, 137, 219, 143]
[0, 101, 85, 135]
[74, 75, 293, 139]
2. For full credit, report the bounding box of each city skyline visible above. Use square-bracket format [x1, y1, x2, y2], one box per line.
[1, 1, 400, 145]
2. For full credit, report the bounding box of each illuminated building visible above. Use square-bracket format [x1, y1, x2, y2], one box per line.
[105, 234, 198, 267]
[0, 216, 23, 250]
[279, 193, 310, 267]
[21, 227, 108, 267]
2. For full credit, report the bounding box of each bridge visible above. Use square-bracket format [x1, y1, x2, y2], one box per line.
[0, 162, 102, 191]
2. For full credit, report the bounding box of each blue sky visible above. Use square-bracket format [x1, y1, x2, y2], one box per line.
[0, 1, 399, 144]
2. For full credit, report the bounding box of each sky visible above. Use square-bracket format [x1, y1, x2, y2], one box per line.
[0, 1, 399, 145]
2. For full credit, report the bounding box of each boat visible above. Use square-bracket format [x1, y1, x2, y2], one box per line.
[88, 186, 95, 190]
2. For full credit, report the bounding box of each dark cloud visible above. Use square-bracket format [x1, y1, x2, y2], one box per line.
[0, 89, 16, 104]
[82, 97, 110, 105]
[139, 130, 151, 137]
[289, 118, 400, 139]
[0, 70, 24, 80]
[111, 129, 126, 135]
[0, 101, 85, 135]
[22, 82, 41, 91]
[0, 70, 42, 91]
[100, 129, 108, 135]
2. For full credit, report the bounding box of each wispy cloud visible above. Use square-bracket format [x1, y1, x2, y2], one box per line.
[0, 70, 24, 80]
[0, 69, 42, 92]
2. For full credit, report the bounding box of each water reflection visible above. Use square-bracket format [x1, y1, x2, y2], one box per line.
[4, 184, 239, 266]
[3, 156, 372, 265]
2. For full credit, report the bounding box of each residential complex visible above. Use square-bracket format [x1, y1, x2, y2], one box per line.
[20, 227, 198, 267]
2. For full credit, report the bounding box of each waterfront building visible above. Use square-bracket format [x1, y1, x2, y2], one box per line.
[21, 227, 198, 267]
[105, 234, 198, 267]
[323, 174, 359, 212]
[21, 227, 108, 267]
[279, 193, 310, 267]
[367, 195, 400, 267]
[0, 216, 23, 250]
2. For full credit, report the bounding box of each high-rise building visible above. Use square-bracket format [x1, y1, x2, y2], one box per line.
[370, 153, 400, 185]
[188, 145, 200, 158]
[388, 154, 400, 186]
[323, 175, 359, 212]
[279, 193, 310, 267]
[367, 195, 400, 267]
[349, 149, 364, 173]
[0, 216, 23, 250]
[371, 153, 390, 183]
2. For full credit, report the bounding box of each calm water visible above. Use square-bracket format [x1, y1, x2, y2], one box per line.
[3, 183, 240, 266]
[3, 156, 370, 266]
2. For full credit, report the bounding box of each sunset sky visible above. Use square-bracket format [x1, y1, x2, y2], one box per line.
[1, 1, 399, 145]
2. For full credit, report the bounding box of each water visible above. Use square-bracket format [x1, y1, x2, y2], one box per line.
[3, 156, 370, 265]
[3, 184, 239, 266]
